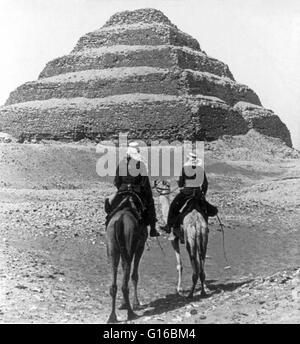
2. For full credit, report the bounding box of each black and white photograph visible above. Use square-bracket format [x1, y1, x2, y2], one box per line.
[0, 0, 299, 327]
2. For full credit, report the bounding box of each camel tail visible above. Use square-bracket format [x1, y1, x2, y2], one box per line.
[196, 216, 207, 262]
[191, 215, 203, 262]
[114, 213, 134, 262]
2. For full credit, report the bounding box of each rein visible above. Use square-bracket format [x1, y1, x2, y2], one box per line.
[155, 236, 166, 256]
[216, 214, 231, 268]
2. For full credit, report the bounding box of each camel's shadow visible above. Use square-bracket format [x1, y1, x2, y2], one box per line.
[139, 278, 254, 318]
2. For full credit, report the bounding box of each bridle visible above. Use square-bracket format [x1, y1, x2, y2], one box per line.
[153, 179, 174, 196]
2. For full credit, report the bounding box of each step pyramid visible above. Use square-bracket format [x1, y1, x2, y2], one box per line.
[0, 8, 292, 146]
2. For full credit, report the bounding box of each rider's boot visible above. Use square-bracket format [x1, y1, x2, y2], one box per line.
[149, 223, 160, 237]
[168, 229, 176, 241]
[104, 198, 111, 214]
[104, 198, 112, 227]
[159, 224, 171, 233]
[168, 227, 184, 244]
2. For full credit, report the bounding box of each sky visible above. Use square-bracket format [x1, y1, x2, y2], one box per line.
[0, 0, 299, 149]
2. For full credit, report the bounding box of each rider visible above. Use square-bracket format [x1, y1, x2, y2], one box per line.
[161, 152, 210, 239]
[105, 141, 160, 237]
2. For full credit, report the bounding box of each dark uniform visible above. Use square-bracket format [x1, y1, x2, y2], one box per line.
[106, 155, 159, 237]
[167, 162, 208, 229]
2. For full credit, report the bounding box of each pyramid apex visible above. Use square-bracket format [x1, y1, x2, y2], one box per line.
[103, 8, 176, 28]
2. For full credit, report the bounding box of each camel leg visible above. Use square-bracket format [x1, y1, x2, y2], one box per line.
[199, 231, 208, 297]
[121, 259, 138, 321]
[107, 249, 120, 324]
[171, 237, 183, 294]
[199, 258, 206, 296]
[186, 239, 199, 299]
[119, 258, 129, 310]
[119, 239, 145, 311]
[131, 240, 146, 310]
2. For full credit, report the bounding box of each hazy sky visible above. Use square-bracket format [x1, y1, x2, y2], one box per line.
[0, 0, 299, 148]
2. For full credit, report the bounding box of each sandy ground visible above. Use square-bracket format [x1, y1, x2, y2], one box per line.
[0, 142, 299, 323]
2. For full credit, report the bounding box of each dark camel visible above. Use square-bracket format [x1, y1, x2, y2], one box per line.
[106, 195, 147, 323]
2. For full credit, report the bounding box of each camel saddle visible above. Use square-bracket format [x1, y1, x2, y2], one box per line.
[105, 191, 145, 227]
[173, 196, 218, 242]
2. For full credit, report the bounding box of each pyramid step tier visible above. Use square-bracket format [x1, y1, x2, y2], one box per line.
[39, 45, 234, 80]
[1, 7, 292, 148]
[0, 94, 249, 142]
[6, 67, 260, 107]
[234, 102, 292, 146]
[103, 8, 177, 28]
[72, 23, 200, 53]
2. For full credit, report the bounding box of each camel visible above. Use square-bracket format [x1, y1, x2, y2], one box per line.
[106, 194, 147, 323]
[155, 180, 209, 298]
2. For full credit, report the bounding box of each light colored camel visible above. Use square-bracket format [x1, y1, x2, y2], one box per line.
[156, 180, 209, 298]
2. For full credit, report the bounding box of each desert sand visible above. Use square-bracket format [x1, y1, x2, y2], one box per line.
[0, 134, 299, 324]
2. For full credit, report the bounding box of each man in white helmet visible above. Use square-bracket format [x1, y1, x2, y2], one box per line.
[161, 152, 217, 241]
[105, 141, 160, 237]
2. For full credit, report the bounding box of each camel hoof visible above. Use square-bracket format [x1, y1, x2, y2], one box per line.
[127, 311, 138, 321]
[107, 313, 118, 324]
[201, 290, 207, 297]
[176, 288, 184, 296]
[132, 303, 143, 311]
[186, 292, 194, 299]
[119, 303, 128, 310]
